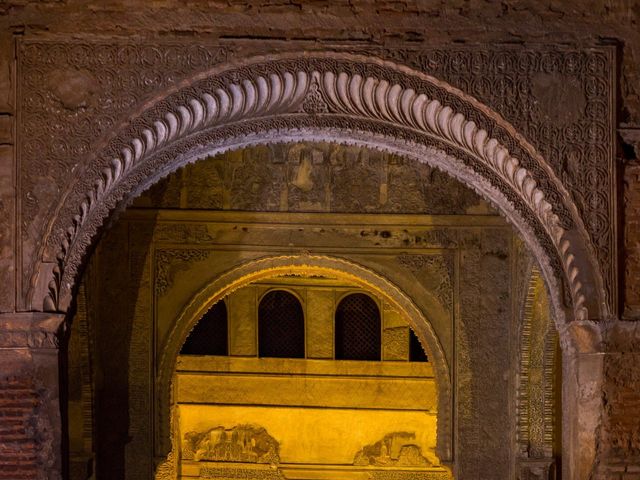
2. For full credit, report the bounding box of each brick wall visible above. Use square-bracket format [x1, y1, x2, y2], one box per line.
[0, 377, 40, 479]
[625, 159, 640, 318]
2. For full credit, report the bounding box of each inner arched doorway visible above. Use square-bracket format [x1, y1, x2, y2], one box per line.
[169, 270, 450, 480]
[66, 141, 562, 480]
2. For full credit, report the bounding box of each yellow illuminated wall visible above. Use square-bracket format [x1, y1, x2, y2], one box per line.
[174, 279, 450, 480]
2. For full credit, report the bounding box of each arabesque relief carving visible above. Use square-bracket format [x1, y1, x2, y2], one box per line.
[155, 248, 211, 296]
[370, 47, 616, 308]
[396, 254, 453, 311]
[354, 432, 431, 467]
[183, 425, 279, 465]
[142, 143, 486, 215]
[17, 43, 608, 324]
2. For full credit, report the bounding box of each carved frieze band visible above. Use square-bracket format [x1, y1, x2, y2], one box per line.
[37, 53, 594, 322]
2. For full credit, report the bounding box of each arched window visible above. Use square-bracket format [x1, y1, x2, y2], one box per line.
[335, 293, 381, 361]
[409, 329, 428, 362]
[258, 290, 305, 358]
[180, 300, 228, 355]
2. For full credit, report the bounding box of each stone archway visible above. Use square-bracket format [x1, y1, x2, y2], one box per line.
[32, 52, 606, 332]
[156, 255, 453, 476]
[21, 51, 611, 480]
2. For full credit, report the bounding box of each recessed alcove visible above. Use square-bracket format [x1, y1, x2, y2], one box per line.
[66, 142, 560, 480]
[174, 274, 444, 479]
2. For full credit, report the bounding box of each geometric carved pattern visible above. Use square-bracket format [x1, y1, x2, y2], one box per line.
[17, 43, 607, 324]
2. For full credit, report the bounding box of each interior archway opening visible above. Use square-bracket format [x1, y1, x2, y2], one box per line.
[65, 141, 561, 480]
[173, 272, 445, 480]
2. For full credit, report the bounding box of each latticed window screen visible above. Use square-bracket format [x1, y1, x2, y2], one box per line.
[180, 300, 228, 355]
[409, 329, 428, 362]
[335, 293, 381, 361]
[258, 290, 305, 358]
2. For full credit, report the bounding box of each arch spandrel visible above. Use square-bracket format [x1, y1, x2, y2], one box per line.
[35, 52, 606, 325]
[159, 255, 453, 464]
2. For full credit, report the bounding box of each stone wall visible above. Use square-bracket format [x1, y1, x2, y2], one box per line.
[1, 2, 640, 479]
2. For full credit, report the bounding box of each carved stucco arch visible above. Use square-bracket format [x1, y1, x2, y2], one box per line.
[39, 52, 607, 329]
[158, 255, 453, 463]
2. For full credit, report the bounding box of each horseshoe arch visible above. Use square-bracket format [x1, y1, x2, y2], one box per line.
[40, 52, 607, 332]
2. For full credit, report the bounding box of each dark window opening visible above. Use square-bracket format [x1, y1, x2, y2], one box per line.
[409, 329, 428, 362]
[335, 293, 381, 361]
[259, 290, 305, 358]
[180, 300, 228, 355]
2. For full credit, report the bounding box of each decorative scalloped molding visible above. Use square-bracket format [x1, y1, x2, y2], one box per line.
[45, 53, 603, 324]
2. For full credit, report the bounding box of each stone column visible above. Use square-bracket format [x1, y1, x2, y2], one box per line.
[562, 321, 605, 480]
[0, 312, 65, 480]
[564, 320, 640, 480]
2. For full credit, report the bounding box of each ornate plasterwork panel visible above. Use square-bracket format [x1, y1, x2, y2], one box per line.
[517, 268, 558, 468]
[371, 46, 617, 309]
[456, 227, 513, 479]
[16, 40, 611, 324]
[396, 254, 454, 312]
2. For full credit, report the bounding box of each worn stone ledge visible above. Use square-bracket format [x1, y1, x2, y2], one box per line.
[564, 319, 640, 354]
[0, 312, 65, 349]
